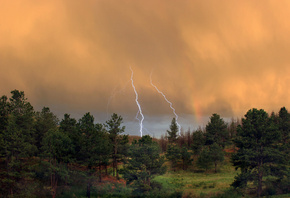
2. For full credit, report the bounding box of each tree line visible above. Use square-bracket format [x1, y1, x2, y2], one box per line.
[0, 90, 289, 198]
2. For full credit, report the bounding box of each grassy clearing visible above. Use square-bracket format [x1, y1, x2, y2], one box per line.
[154, 158, 239, 197]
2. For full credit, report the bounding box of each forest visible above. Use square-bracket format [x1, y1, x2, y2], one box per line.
[0, 90, 289, 198]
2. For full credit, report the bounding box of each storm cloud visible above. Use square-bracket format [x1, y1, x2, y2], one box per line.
[1, 0, 290, 135]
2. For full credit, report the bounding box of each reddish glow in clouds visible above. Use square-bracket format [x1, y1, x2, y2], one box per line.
[1, 0, 290, 128]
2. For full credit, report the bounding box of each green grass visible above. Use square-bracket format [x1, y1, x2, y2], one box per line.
[154, 159, 239, 197]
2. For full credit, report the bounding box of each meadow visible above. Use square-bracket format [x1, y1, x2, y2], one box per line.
[58, 156, 290, 198]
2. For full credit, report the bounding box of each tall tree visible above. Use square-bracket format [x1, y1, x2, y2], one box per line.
[180, 146, 192, 170]
[123, 135, 166, 194]
[9, 90, 36, 147]
[59, 114, 79, 160]
[196, 147, 213, 172]
[231, 108, 285, 197]
[35, 107, 59, 152]
[278, 107, 290, 145]
[41, 128, 73, 198]
[205, 114, 228, 148]
[77, 112, 110, 198]
[166, 144, 181, 171]
[191, 129, 205, 155]
[105, 113, 125, 179]
[210, 143, 224, 173]
[0, 90, 37, 197]
[0, 95, 9, 132]
[167, 118, 179, 144]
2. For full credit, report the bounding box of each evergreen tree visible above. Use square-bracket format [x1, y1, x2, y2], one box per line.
[77, 112, 110, 198]
[166, 144, 181, 171]
[205, 113, 228, 148]
[41, 128, 73, 198]
[191, 129, 205, 155]
[180, 146, 192, 170]
[231, 108, 285, 197]
[167, 118, 179, 144]
[210, 143, 224, 173]
[123, 135, 166, 194]
[0, 90, 37, 197]
[59, 114, 79, 159]
[105, 113, 125, 179]
[35, 107, 59, 153]
[278, 107, 290, 145]
[0, 95, 9, 132]
[196, 147, 213, 172]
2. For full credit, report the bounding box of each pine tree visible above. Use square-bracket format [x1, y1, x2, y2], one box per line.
[35, 107, 59, 153]
[105, 113, 126, 179]
[123, 135, 166, 194]
[210, 143, 224, 173]
[41, 128, 73, 198]
[191, 129, 205, 155]
[196, 147, 213, 172]
[167, 118, 179, 144]
[205, 113, 228, 148]
[59, 113, 79, 160]
[0, 90, 37, 197]
[77, 112, 110, 198]
[231, 108, 285, 197]
[166, 144, 181, 171]
[180, 146, 192, 170]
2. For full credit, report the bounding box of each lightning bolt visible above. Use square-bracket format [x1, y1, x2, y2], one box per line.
[135, 109, 153, 136]
[150, 72, 181, 136]
[130, 67, 144, 137]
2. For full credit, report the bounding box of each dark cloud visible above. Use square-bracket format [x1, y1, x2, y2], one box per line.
[1, 0, 290, 136]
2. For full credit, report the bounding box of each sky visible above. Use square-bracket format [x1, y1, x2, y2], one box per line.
[1, 0, 290, 137]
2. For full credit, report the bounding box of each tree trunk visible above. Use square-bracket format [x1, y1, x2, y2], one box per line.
[87, 166, 92, 198]
[86, 181, 91, 198]
[99, 160, 102, 182]
[116, 160, 119, 180]
[257, 162, 263, 197]
[52, 178, 58, 198]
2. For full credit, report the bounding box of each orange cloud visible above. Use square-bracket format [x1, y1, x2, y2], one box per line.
[1, 0, 290, 132]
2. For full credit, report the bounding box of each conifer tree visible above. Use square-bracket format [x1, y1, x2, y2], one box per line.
[41, 128, 73, 198]
[0, 90, 37, 197]
[191, 129, 205, 155]
[167, 118, 179, 144]
[231, 108, 285, 197]
[105, 113, 126, 179]
[205, 113, 228, 148]
[123, 135, 166, 193]
[35, 107, 59, 152]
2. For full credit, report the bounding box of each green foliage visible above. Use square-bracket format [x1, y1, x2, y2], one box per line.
[41, 128, 73, 197]
[191, 129, 205, 155]
[35, 107, 59, 153]
[0, 90, 37, 197]
[59, 113, 79, 159]
[210, 143, 224, 173]
[77, 112, 111, 197]
[42, 128, 73, 163]
[166, 144, 181, 170]
[122, 135, 166, 194]
[196, 147, 213, 171]
[167, 118, 179, 144]
[231, 108, 287, 197]
[205, 114, 228, 148]
[105, 113, 126, 179]
[180, 146, 193, 170]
